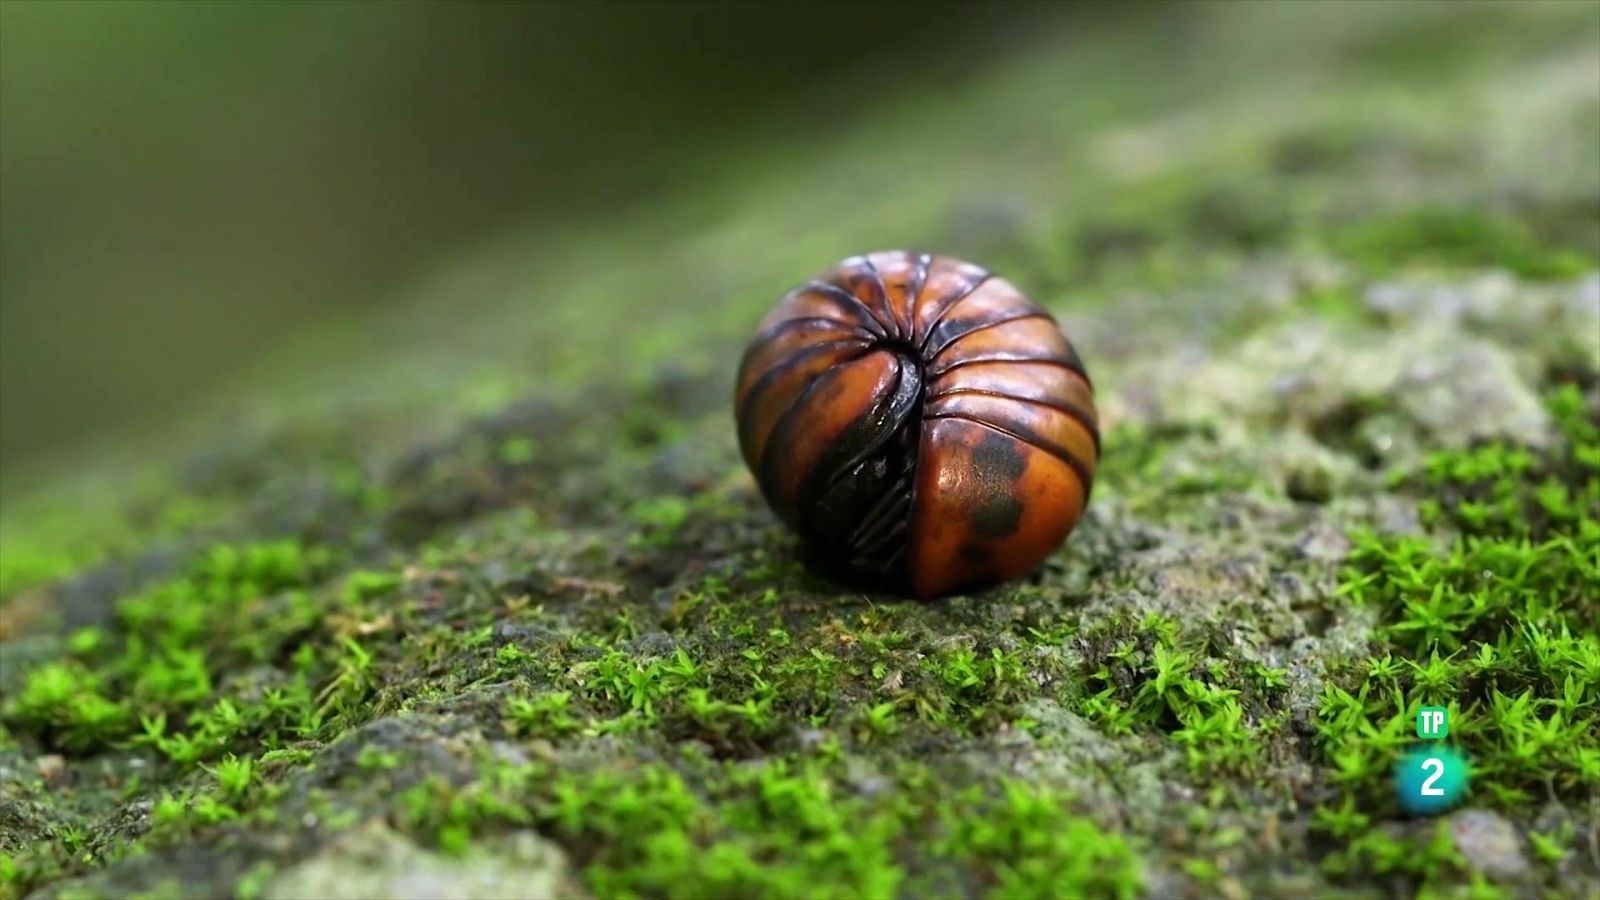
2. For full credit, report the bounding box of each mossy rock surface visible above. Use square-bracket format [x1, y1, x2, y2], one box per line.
[3, 4, 1599, 898]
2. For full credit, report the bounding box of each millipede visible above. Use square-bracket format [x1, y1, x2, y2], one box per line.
[735, 251, 1099, 599]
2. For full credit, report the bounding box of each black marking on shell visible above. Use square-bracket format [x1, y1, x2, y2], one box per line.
[959, 542, 993, 563]
[965, 430, 1028, 538]
[933, 412, 1094, 504]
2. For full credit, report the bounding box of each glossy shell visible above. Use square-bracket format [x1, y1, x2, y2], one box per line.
[735, 251, 1099, 599]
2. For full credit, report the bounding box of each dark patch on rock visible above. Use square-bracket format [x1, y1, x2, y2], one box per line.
[1269, 126, 1368, 175]
[1075, 221, 1157, 273]
[1306, 397, 1387, 469]
[626, 550, 698, 591]
[56, 543, 185, 633]
[55, 566, 134, 633]
[1184, 183, 1291, 251]
[382, 488, 489, 546]
[624, 631, 680, 658]
[480, 397, 566, 436]
[1284, 460, 1332, 503]
[250, 476, 353, 543]
[648, 436, 729, 494]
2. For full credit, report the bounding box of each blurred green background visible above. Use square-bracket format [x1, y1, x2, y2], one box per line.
[0, 0, 1067, 479]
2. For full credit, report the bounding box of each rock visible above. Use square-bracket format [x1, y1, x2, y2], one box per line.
[1176, 312, 1553, 471]
[1448, 809, 1530, 881]
[265, 821, 584, 900]
[623, 631, 679, 658]
[1295, 522, 1352, 563]
[1396, 336, 1550, 449]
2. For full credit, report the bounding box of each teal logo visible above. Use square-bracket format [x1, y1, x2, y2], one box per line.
[1395, 745, 1470, 815]
[1417, 706, 1449, 739]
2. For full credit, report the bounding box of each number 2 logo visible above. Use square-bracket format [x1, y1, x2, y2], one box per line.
[1396, 746, 1466, 813]
[1420, 757, 1445, 796]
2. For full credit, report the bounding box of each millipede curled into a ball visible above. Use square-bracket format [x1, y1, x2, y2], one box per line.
[734, 251, 1099, 599]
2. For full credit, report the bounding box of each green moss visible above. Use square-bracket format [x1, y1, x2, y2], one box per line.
[0, 476, 249, 606]
[1096, 422, 1264, 515]
[382, 748, 1141, 900]
[203, 754, 258, 799]
[937, 781, 1141, 900]
[1068, 613, 1287, 776]
[1332, 208, 1597, 281]
[8, 661, 131, 751]
[497, 437, 538, 467]
[2, 538, 335, 760]
[1315, 385, 1599, 882]
[538, 760, 910, 900]
[0, 534, 97, 604]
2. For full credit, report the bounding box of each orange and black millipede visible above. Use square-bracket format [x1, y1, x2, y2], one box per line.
[735, 251, 1099, 599]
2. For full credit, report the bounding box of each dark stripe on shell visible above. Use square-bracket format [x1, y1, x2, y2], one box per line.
[853, 254, 900, 339]
[737, 340, 868, 442]
[928, 351, 1091, 386]
[927, 387, 1101, 455]
[905, 253, 932, 345]
[745, 315, 876, 351]
[924, 310, 1053, 363]
[798, 281, 890, 338]
[916, 272, 994, 355]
